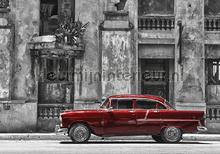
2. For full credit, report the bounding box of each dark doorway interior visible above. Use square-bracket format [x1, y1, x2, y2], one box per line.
[140, 59, 169, 100]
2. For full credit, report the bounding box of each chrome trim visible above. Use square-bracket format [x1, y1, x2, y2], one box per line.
[55, 125, 68, 135]
[197, 126, 208, 132]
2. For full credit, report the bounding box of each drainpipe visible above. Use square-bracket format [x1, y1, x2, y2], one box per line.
[177, 20, 184, 65]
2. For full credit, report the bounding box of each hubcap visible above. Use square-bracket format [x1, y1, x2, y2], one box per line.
[164, 127, 181, 142]
[73, 126, 89, 142]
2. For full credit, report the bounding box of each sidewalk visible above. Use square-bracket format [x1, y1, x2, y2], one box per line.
[0, 133, 220, 141]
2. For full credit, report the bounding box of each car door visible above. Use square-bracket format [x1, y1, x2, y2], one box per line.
[134, 99, 166, 135]
[103, 99, 137, 136]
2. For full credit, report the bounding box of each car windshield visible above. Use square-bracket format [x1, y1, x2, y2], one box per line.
[100, 98, 109, 109]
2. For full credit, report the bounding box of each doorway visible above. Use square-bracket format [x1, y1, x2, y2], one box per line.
[140, 59, 169, 100]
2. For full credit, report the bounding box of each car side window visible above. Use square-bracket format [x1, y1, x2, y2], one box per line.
[111, 99, 133, 109]
[136, 100, 166, 110]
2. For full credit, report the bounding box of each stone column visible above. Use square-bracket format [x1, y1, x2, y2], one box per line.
[100, 11, 134, 96]
[174, 0, 206, 111]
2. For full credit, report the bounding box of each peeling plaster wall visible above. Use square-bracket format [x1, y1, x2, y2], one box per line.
[0, 0, 40, 132]
[139, 44, 174, 59]
[102, 31, 133, 96]
[74, 0, 105, 103]
[0, 102, 37, 132]
[206, 85, 220, 104]
[0, 28, 12, 99]
[206, 45, 220, 58]
[10, 0, 40, 100]
[174, 0, 206, 110]
[125, 0, 138, 93]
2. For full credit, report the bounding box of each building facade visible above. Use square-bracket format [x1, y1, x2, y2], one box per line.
[0, 0, 220, 133]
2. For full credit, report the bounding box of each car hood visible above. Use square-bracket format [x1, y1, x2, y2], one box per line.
[61, 109, 102, 115]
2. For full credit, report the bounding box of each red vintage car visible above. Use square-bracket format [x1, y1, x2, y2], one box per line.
[56, 94, 207, 143]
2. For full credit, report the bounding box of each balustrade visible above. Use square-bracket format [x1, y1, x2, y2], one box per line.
[205, 16, 220, 31]
[206, 107, 220, 120]
[138, 16, 175, 30]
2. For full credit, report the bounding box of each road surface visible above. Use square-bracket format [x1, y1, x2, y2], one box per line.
[0, 140, 220, 154]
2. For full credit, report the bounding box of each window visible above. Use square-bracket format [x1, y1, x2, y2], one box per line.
[38, 58, 74, 104]
[40, 0, 75, 35]
[138, 0, 174, 16]
[136, 100, 166, 109]
[40, 0, 59, 35]
[205, 0, 220, 15]
[207, 60, 220, 84]
[111, 99, 133, 109]
[40, 58, 74, 82]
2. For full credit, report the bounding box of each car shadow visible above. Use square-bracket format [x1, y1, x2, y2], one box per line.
[59, 141, 210, 145]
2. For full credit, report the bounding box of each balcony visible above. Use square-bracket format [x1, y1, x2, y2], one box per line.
[138, 15, 175, 45]
[205, 16, 220, 31]
[138, 15, 175, 31]
[205, 16, 220, 45]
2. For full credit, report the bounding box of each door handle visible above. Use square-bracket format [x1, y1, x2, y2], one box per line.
[129, 110, 135, 116]
[153, 110, 159, 113]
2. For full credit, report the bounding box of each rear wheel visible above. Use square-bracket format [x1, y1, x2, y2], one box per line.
[161, 127, 182, 143]
[69, 123, 91, 143]
[152, 135, 164, 143]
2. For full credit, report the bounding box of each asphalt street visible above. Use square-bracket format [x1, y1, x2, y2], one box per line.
[0, 140, 220, 154]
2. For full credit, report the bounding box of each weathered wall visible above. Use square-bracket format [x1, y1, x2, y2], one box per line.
[0, 101, 37, 132]
[102, 31, 133, 96]
[0, 0, 40, 132]
[74, 0, 105, 105]
[125, 0, 138, 94]
[139, 44, 174, 59]
[206, 45, 220, 58]
[10, 0, 40, 100]
[0, 27, 12, 99]
[174, 0, 206, 110]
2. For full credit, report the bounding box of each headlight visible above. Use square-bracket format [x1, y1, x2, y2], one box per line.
[59, 115, 63, 127]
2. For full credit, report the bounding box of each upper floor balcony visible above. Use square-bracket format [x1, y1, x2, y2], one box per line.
[205, 16, 220, 45]
[138, 15, 175, 45]
[138, 15, 175, 31]
[205, 16, 220, 31]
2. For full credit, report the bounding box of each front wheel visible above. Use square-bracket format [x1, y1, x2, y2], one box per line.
[161, 127, 182, 143]
[69, 123, 91, 143]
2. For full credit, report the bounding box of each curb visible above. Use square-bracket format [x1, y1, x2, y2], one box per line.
[0, 133, 220, 141]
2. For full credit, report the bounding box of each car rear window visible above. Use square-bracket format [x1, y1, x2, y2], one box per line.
[111, 99, 133, 109]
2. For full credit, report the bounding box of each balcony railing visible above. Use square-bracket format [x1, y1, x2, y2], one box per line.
[206, 106, 220, 121]
[205, 16, 220, 31]
[138, 15, 175, 30]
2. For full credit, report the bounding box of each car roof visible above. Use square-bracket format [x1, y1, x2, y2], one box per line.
[108, 94, 166, 103]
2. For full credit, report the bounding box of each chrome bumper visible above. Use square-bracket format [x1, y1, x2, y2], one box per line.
[197, 126, 208, 132]
[55, 125, 68, 135]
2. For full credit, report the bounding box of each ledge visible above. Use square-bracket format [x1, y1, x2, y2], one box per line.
[0, 8, 10, 13]
[0, 100, 37, 104]
[138, 30, 175, 44]
[29, 41, 85, 58]
[205, 31, 220, 45]
[104, 11, 129, 21]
